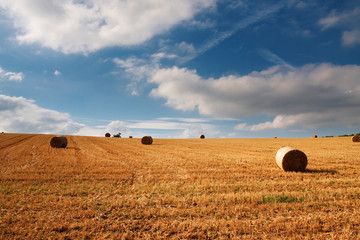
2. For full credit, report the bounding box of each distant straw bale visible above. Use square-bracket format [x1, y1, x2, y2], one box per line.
[352, 135, 360, 142]
[105, 133, 111, 137]
[199, 134, 205, 139]
[312, 135, 318, 138]
[141, 136, 153, 145]
[275, 146, 307, 172]
[129, 136, 133, 138]
[50, 136, 68, 148]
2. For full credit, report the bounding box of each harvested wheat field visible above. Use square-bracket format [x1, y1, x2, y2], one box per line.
[0, 133, 359, 239]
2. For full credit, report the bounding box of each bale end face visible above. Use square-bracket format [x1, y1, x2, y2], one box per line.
[105, 133, 111, 137]
[50, 136, 68, 148]
[352, 135, 360, 142]
[276, 146, 307, 172]
[312, 135, 318, 138]
[141, 136, 153, 145]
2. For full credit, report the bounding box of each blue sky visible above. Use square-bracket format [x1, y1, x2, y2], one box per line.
[0, 0, 359, 138]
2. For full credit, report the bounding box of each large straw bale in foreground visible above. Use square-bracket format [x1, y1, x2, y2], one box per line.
[352, 135, 360, 142]
[275, 146, 307, 172]
[141, 136, 153, 145]
[50, 136, 68, 148]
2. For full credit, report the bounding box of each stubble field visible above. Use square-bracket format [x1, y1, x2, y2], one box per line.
[0, 133, 359, 239]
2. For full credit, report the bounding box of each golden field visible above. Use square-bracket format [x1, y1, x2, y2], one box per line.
[0, 133, 359, 239]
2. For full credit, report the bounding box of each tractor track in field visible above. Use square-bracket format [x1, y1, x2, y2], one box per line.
[0, 134, 36, 150]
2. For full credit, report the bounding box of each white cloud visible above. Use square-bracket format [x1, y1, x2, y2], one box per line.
[318, 8, 360, 30]
[104, 120, 130, 136]
[74, 126, 105, 137]
[176, 41, 196, 54]
[54, 70, 61, 76]
[125, 118, 221, 138]
[149, 64, 360, 117]
[0, 94, 137, 137]
[157, 117, 210, 123]
[178, 123, 220, 138]
[0, 94, 224, 138]
[151, 52, 178, 62]
[257, 49, 295, 70]
[235, 109, 360, 131]
[0, 0, 216, 54]
[143, 63, 360, 131]
[0, 94, 84, 134]
[115, 58, 360, 132]
[128, 120, 188, 130]
[342, 29, 360, 46]
[67, 120, 132, 137]
[113, 56, 156, 95]
[318, 10, 342, 30]
[318, 7, 360, 47]
[0, 94, 219, 138]
[113, 2, 284, 70]
[0, 66, 24, 82]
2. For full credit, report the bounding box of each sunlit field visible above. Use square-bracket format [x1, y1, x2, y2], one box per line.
[0, 133, 359, 239]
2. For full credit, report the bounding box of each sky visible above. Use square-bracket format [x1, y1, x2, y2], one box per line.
[0, 0, 360, 139]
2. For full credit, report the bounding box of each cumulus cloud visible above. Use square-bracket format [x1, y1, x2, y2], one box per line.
[115, 56, 360, 132]
[144, 63, 360, 131]
[0, 94, 137, 137]
[0, 94, 84, 134]
[149, 64, 360, 115]
[0, 0, 215, 54]
[54, 70, 61, 76]
[0, 66, 24, 82]
[1, 94, 220, 138]
[235, 108, 360, 131]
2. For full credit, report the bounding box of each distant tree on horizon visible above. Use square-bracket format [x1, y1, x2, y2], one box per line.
[338, 132, 360, 137]
[113, 133, 121, 138]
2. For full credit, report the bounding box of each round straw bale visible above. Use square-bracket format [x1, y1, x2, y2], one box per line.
[312, 135, 318, 138]
[199, 134, 205, 139]
[50, 136, 68, 148]
[275, 146, 307, 172]
[129, 136, 133, 138]
[352, 135, 360, 142]
[141, 136, 153, 145]
[105, 133, 111, 137]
